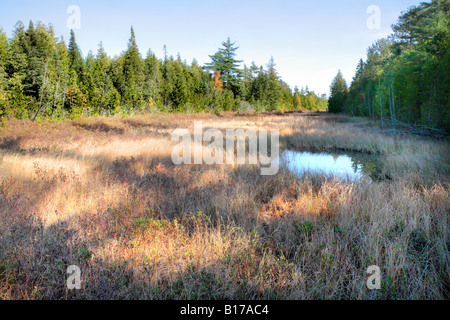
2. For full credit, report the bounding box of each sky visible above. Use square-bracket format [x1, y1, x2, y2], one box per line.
[0, 0, 424, 96]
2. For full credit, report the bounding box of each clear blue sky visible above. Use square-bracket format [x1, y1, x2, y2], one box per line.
[0, 0, 423, 95]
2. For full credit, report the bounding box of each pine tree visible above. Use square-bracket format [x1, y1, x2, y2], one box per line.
[144, 50, 163, 110]
[7, 22, 27, 78]
[93, 42, 110, 114]
[265, 56, 281, 110]
[328, 70, 348, 113]
[68, 29, 83, 76]
[205, 37, 242, 94]
[122, 26, 145, 111]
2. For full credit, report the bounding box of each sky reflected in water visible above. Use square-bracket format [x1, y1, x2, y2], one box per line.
[281, 150, 383, 181]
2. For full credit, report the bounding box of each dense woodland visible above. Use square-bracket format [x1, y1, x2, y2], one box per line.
[329, 0, 450, 132]
[0, 24, 327, 122]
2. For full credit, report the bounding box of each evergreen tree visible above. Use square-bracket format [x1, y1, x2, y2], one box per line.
[265, 56, 281, 110]
[68, 29, 83, 75]
[93, 42, 110, 114]
[122, 26, 145, 111]
[144, 50, 163, 110]
[7, 22, 27, 78]
[328, 70, 348, 113]
[204, 37, 242, 94]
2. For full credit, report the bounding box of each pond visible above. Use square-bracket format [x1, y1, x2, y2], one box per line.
[281, 149, 384, 181]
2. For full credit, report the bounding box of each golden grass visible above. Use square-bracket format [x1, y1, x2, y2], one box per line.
[0, 111, 448, 299]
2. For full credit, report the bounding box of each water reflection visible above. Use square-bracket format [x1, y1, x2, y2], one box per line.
[281, 149, 383, 181]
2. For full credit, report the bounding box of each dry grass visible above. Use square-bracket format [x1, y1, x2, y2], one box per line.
[0, 111, 448, 299]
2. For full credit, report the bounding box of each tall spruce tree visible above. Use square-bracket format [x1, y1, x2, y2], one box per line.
[68, 29, 83, 76]
[122, 26, 144, 110]
[205, 37, 242, 94]
[328, 70, 348, 113]
[265, 56, 281, 110]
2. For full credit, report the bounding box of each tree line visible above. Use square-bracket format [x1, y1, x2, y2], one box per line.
[329, 0, 449, 132]
[0, 23, 327, 121]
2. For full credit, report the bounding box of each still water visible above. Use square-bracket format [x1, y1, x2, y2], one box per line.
[281, 149, 383, 181]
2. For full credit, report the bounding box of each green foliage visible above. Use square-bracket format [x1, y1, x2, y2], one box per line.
[204, 37, 243, 95]
[328, 70, 348, 113]
[338, 0, 450, 131]
[77, 246, 93, 260]
[68, 29, 83, 75]
[0, 22, 328, 121]
[7, 74, 32, 118]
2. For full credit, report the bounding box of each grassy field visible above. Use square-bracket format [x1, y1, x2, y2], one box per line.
[0, 111, 448, 299]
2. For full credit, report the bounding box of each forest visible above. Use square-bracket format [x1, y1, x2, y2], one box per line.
[0, 24, 327, 122]
[329, 0, 450, 132]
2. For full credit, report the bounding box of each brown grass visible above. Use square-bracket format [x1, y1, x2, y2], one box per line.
[0, 111, 448, 299]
